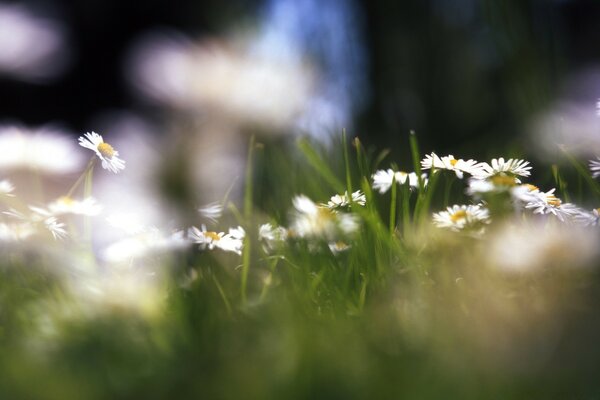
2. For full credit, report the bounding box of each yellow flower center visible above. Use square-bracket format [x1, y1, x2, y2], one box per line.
[450, 159, 458, 167]
[97, 142, 115, 158]
[547, 195, 561, 207]
[450, 210, 468, 222]
[490, 174, 517, 187]
[58, 196, 74, 205]
[204, 231, 221, 241]
[525, 184, 539, 191]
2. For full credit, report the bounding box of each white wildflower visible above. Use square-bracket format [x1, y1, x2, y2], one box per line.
[573, 208, 600, 227]
[478, 158, 532, 178]
[198, 202, 223, 223]
[0, 179, 14, 196]
[589, 157, 600, 178]
[78, 131, 125, 173]
[290, 195, 359, 240]
[489, 221, 599, 273]
[372, 169, 425, 194]
[325, 190, 366, 209]
[432, 204, 490, 232]
[44, 196, 102, 216]
[44, 216, 67, 240]
[524, 189, 580, 222]
[188, 225, 243, 255]
[103, 228, 190, 263]
[0, 125, 83, 173]
[421, 153, 485, 179]
[259, 223, 288, 251]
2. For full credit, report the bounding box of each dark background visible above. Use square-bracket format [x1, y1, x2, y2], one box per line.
[1, 0, 600, 156]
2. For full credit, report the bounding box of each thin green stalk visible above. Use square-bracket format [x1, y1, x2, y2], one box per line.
[83, 160, 95, 243]
[342, 129, 353, 199]
[241, 135, 255, 305]
[212, 272, 232, 316]
[66, 157, 96, 198]
[401, 182, 410, 237]
[389, 176, 397, 235]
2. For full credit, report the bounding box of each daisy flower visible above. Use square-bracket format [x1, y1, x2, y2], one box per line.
[432, 204, 490, 232]
[290, 195, 359, 240]
[198, 201, 223, 223]
[0, 179, 14, 196]
[103, 228, 190, 263]
[0, 125, 83, 173]
[188, 225, 244, 255]
[421, 153, 485, 179]
[324, 190, 366, 209]
[589, 157, 600, 178]
[478, 158, 531, 179]
[466, 174, 520, 197]
[78, 131, 125, 173]
[573, 208, 600, 227]
[524, 188, 580, 222]
[0, 222, 35, 242]
[259, 223, 288, 251]
[44, 196, 102, 216]
[44, 216, 67, 240]
[4, 207, 68, 240]
[372, 169, 425, 194]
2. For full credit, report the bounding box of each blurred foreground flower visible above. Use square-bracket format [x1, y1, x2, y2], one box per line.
[127, 32, 314, 130]
[372, 169, 425, 194]
[290, 195, 359, 240]
[488, 221, 599, 273]
[0, 125, 83, 173]
[0, 3, 69, 82]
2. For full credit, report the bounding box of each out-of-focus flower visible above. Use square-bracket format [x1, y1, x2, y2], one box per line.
[432, 204, 490, 232]
[466, 174, 520, 197]
[106, 213, 147, 236]
[78, 132, 126, 173]
[47, 196, 102, 216]
[488, 221, 599, 273]
[43, 216, 67, 240]
[478, 158, 531, 178]
[127, 32, 314, 130]
[573, 208, 600, 227]
[0, 3, 69, 82]
[524, 189, 581, 222]
[372, 169, 425, 194]
[328, 241, 351, 253]
[290, 195, 359, 240]
[0, 179, 14, 196]
[4, 207, 67, 240]
[198, 202, 223, 223]
[103, 228, 190, 263]
[259, 223, 288, 251]
[0, 222, 35, 242]
[589, 157, 600, 178]
[324, 190, 366, 209]
[188, 225, 244, 255]
[421, 153, 485, 179]
[528, 100, 600, 157]
[0, 125, 83, 173]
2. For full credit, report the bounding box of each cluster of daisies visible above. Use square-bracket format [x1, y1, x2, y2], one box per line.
[412, 152, 600, 232]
